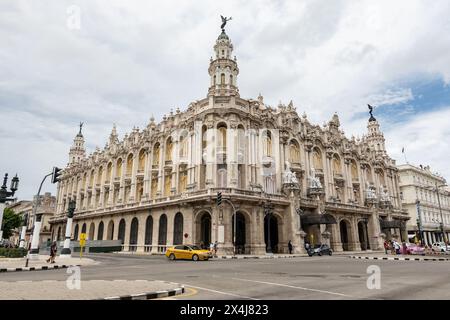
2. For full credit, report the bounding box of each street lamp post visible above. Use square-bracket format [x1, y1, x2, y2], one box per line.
[60, 200, 76, 258]
[0, 173, 19, 240]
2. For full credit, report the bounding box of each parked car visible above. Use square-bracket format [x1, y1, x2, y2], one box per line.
[399, 243, 425, 255]
[432, 242, 448, 252]
[308, 244, 333, 257]
[165, 245, 211, 261]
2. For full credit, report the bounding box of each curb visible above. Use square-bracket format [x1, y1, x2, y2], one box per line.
[0, 264, 81, 273]
[349, 255, 449, 262]
[103, 286, 185, 300]
[213, 254, 307, 260]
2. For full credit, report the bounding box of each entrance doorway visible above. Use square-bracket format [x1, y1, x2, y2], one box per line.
[264, 214, 278, 253]
[340, 220, 350, 251]
[232, 212, 246, 254]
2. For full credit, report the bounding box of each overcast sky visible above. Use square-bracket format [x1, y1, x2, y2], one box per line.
[1, 0, 450, 200]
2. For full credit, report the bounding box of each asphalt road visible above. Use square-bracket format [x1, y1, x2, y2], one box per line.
[1, 253, 449, 300]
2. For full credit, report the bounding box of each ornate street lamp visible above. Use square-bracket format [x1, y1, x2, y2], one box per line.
[264, 200, 274, 254]
[0, 173, 20, 240]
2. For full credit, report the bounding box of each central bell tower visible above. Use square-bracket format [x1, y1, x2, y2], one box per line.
[207, 27, 240, 98]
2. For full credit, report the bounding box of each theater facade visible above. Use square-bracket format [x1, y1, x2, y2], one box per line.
[49, 27, 409, 255]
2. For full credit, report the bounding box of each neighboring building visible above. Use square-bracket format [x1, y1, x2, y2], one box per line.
[6, 200, 31, 245]
[398, 164, 450, 245]
[49, 26, 408, 255]
[7, 193, 56, 247]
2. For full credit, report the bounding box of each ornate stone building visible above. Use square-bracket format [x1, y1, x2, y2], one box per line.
[8, 192, 56, 246]
[398, 164, 450, 245]
[49, 28, 408, 254]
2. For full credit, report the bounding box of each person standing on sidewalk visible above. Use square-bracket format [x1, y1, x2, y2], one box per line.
[288, 240, 293, 254]
[383, 240, 389, 254]
[46, 241, 57, 263]
[213, 241, 218, 257]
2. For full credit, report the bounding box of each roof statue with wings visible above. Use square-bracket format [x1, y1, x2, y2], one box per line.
[367, 104, 376, 122]
[220, 15, 232, 31]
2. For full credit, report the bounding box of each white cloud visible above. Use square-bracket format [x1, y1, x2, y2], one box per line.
[0, 0, 449, 198]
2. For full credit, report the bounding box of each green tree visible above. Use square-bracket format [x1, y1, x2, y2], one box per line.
[1, 208, 23, 239]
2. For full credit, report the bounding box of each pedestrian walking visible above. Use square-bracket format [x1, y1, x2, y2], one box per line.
[383, 240, 389, 254]
[394, 240, 401, 255]
[288, 240, 293, 254]
[213, 241, 218, 256]
[46, 241, 57, 263]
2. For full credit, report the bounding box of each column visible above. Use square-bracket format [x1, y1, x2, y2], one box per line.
[129, 152, 139, 202]
[29, 214, 43, 260]
[60, 214, 73, 258]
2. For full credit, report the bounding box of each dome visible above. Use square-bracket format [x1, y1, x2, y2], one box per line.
[217, 30, 229, 41]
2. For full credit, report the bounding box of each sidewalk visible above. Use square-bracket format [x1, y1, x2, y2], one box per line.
[0, 254, 97, 272]
[0, 279, 184, 300]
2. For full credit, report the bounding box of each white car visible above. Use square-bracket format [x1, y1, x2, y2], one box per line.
[431, 242, 448, 252]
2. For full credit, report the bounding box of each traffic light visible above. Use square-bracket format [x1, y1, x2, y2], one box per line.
[217, 192, 222, 206]
[51, 167, 62, 184]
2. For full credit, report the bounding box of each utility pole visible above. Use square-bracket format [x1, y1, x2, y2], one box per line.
[60, 199, 76, 258]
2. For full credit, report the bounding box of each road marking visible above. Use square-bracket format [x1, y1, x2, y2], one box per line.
[231, 277, 353, 298]
[178, 283, 259, 300]
[162, 287, 198, 299]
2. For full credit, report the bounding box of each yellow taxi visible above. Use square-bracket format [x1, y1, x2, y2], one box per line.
[165, 245, 211, 261]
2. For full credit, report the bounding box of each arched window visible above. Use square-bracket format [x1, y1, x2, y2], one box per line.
[129, 218, 139, 250]
[81, 223, 87, 234]
[332, 155, 341, 174]
[262, 131, 272, 157]
[88, 223, 95, 240]
[89, 170, 94, 187]
[145, 216, 153, 245]
[138, 149, 146, 172]
[217, 124, 227, 153]
[173, 212, 184, 245]
[164, 173, 172, 196]
[312, 148, 323, 170]
[289, 140, 300, 163]
[126, 154, 133, 175]
[116, 158, 122, 178]
[221, 73, 225, 84]
[107, 220, 114, 240]
[158, 214, 167, 245]
[97, 221, 104, 240]
[229, 74, 233, 86]
[152, 143, 160, 166]
[73, 224, 79, 241]
[106, 163, 112, 183]
[213, 75, 216, 85]
[351, 160, 358, 182]
[118, 219, 126, 244]
[179, 133, 188, 159]
[151, 176, 158, 199]
[165, 138, 173, 162]
[179, 167, 188, 193]
[97, 167, 103, 185]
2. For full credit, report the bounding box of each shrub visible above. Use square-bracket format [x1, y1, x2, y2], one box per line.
[0, 247, 27, 258]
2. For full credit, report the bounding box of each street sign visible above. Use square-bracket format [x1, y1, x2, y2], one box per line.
[79, 233, 87, 259]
